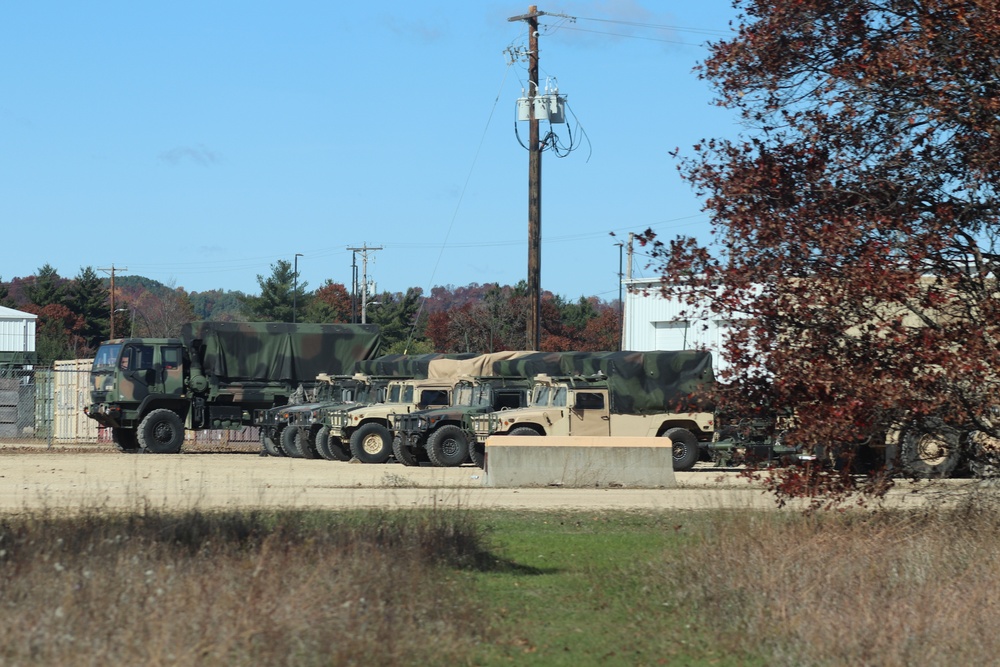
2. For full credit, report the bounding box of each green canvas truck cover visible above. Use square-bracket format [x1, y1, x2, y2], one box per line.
[181, 322, 381, 384]
[493, 350, 714, 415]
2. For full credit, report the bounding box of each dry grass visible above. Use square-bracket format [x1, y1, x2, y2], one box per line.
[656, 494, 1000, 666]
[0, 508, 486, 666]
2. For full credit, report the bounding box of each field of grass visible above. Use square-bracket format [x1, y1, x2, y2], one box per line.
[3, 495, 1000, 665]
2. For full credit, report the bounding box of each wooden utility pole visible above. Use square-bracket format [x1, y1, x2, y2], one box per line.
[510, 6, 543, 351]
[99, 264, 127, 340]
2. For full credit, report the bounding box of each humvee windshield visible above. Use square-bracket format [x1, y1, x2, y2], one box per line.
[530, 385, 566, 407]
[386, 384, 415, 404]
[454, 384, 492, 407]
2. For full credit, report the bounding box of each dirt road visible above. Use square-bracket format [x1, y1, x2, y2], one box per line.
[0, 445, 955, 513]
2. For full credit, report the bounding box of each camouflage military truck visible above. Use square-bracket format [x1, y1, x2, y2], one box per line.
[272, 374, 400, 460]
[312, 353, 479, 463]
[85, 322, 380, 454]
[391, 376, 531, 467]
[257, 373, 371, 459]
[470, 351, 716, 471]
[325, 377, 455, 464]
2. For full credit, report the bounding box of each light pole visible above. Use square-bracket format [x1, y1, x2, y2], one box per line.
[293, 253, 303, 323]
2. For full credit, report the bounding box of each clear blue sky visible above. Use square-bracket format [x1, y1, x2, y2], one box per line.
[1, 1, 742, 302]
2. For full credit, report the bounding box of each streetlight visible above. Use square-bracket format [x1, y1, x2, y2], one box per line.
[293, 253, 303, 323]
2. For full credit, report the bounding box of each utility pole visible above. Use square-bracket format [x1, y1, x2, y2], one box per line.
[350, 250, 358, 324]
[346, 244, 382, 324]
[510, 6, 543, 351]
[99, 265, 127, 340]
[293, 253, 303, 323]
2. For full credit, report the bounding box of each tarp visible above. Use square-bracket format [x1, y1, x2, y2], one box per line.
[182, 322, 381, 383]
[353, 353, 477, 379]
[492, 350, 715, 414]
[426, 350, 537, 380]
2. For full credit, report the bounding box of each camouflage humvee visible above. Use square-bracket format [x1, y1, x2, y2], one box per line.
[390, 376, 531, 467]
[324, 377, 455, 464]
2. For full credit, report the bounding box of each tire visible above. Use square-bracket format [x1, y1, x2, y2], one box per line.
[508, 426, 540, 437]
[137, 409, 184, 454]
[427, 425, 469, 467]
[261, 428, 284, 457]
[349, 423, 393, 464]
[315, 426, 350, 461]
[112, 427, 139, 453]
[281, 425, 303, 458]
[900, 419, 962, 478]
[469, 440, 485, 469]
[393, 435, 421, 466]
[665, 427, 700, 472]
[297, 426, 320, 459]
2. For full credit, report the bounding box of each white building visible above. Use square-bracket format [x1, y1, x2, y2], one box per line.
[623, 279, 744, 375]
[0, 305, 37, 367]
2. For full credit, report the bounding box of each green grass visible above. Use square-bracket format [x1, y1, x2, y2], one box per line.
[464, 511, 764, 666]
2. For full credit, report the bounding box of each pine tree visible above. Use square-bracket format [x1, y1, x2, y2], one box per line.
[68, 266, 109, 351]
[238, 260, 310, 322]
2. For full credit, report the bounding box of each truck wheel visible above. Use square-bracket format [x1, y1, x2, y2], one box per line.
[137, 409, 184, 454]
[900, 419, 962, 478]
[281, 425, 303, 458]
[316, 426, 351, 461]
[297, 426, 320, 459]
[665, 427, 699, 471]
[261, 428, 283, 457]
[508, 426, 540, 437]
[392, 435, 420, 466]
[427, 425, 469, 467]
[112, 427, 139, 453]
[350, 423, 393, 464]
[469, 440, 485, 468]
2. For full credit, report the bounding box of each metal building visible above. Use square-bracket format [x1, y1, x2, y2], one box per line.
[0, 305, 37, 367]
[623, 279, 743, 375]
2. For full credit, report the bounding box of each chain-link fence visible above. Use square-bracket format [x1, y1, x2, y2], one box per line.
[0, 361, 260, 448]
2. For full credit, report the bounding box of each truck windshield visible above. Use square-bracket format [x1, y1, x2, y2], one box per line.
[386, 384, 414, 404]
[92, 344, 122, 372]
[531, 385, 551, 407]
[453, 385, 475, 406]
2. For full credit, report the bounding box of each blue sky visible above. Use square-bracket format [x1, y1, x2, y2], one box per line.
[1, 1, 742, 302]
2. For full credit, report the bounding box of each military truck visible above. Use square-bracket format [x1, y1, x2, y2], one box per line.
[257, 373, 378, 459]
[469, 350, 716, 471]
[325, 377, 455, 464]
[85, 322, 380, 454]
[391, 376, 530, 467]
[271, 373, 399, 460]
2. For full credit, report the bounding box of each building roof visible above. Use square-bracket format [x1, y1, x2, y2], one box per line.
[0, 305, 38, 320]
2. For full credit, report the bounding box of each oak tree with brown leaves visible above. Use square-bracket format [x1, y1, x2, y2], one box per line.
[642, 0, 1000, 495]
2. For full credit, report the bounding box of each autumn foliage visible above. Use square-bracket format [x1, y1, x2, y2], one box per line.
[643, 0, 1000, 490]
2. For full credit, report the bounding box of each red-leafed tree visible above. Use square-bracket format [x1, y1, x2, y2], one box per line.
[642, 0, 1000, 495]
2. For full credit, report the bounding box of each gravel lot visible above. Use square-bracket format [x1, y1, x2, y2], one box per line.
[0, 443, 954, 513]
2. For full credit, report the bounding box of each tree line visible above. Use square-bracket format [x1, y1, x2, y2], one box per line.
[1, 260, 621, 364]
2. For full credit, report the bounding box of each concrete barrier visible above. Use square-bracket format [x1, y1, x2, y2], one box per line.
[483, 436, 677, 488]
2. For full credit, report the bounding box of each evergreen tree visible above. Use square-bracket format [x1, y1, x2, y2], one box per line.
[0, 277, 14, 309]
[68, 266, 109, 351]
[238, 260, 309, 322]
[24, 264, 67, 308]
[368, 288, 425, 352]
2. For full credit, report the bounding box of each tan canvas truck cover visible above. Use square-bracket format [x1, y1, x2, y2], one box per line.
[423, 350, 537, 381]
[182, 322, 381, 384]
[353, 353, 478, 378]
